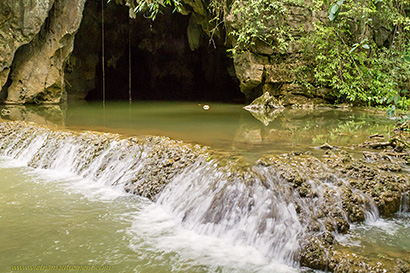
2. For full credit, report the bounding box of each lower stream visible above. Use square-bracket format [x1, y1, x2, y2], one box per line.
[0, 159, 295, 273]
[0, 102, 409, 272]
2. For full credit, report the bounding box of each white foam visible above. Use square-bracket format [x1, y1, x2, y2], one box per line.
[0, 155, 298, 272]
[25, 167, 130, 202]
[125, 203, 299, 273]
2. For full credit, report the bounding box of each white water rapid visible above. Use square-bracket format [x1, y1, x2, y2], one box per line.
[0, 121, 388, 272]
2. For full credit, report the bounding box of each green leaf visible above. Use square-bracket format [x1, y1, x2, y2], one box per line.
[331, 4, 339, 14]
[394, 95, 399, 105]
[329, 4, 339, 22]
[337, 0, 344, 5]
[362, 44, 370, 49]
[349, 45, 358, 54]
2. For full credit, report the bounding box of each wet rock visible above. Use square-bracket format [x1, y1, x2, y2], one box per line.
[301, 236, 387, 272]
[317, 142, 336, 150]
[395, 259, 410, 273]
[244, 91, 284, 111]
[256, 148, 410, 271]
[243, 92, 284, 126]
[0, 120, 409, 272]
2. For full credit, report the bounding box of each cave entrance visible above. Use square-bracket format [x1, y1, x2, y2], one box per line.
[67, 1, 242, 103]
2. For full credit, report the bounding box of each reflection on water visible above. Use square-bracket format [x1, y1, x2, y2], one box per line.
[0, 104, 65, 127]
[336, 214, 410, 268]
[1, 102, 395, 159]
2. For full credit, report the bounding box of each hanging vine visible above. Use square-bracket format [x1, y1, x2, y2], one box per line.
[101, 0, 106, 106]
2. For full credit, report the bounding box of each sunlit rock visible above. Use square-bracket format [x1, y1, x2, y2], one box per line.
[0, 0, 54, 90]
[5, 0, 86, 104]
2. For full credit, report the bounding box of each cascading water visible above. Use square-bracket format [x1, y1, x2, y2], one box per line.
[156, 164, 303, 265]
[0, 120, 404, 271]
[0, 122, 304, 265]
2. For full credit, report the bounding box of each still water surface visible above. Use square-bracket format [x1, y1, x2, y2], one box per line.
[61, 102, 394, 159]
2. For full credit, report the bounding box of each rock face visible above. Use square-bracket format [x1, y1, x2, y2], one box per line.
[243, 92, 284, 126]
[0, 0, 328, 104]
[0, 0, 398, 104]
[3, 0, 86, 104]
[0, 0, 54, 94]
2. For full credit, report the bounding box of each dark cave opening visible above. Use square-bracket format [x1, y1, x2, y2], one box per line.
[67, 1, 242, 103]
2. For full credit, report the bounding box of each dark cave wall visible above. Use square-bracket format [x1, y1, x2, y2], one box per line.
[66, 1, 242, 103]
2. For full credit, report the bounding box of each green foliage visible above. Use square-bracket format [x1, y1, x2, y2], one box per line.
[119, 0, 410, 111]
[116, 0, 182, 20]
[301, 0, 410, 110]
[228, 0, 292, 54]
[329, 0, 344, 22]
[208, 0, 307, 55]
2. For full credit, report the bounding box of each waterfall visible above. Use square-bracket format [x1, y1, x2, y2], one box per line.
[0, 121, 387, 269]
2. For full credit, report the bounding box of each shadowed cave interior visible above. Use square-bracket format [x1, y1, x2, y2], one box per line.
[66, 1, 242, 103]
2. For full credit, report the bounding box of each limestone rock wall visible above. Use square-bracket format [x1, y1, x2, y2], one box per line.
[0, 0, 54, 94]
[0, 0, 327, 104]
[0, 0, 86, 104]
[5, 0, 86, 104]
[226, 2, 330, 103]
[0, 0, 397, 104]
[223, 1, 396, 103]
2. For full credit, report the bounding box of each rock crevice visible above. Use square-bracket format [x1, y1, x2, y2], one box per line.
[0, 0, 86, 104]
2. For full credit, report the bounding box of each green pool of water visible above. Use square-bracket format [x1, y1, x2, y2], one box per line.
[1, 102, 395, 160]
[336, 214, 410, 268]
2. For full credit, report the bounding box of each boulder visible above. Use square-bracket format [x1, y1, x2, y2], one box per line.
[243, 92, 284, 126]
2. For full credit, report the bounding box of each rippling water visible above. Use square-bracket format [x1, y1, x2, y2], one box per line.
[0, 158, 298, 273]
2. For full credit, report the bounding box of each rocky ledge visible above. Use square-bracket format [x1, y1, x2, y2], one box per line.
[0, 120, 409, 271]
